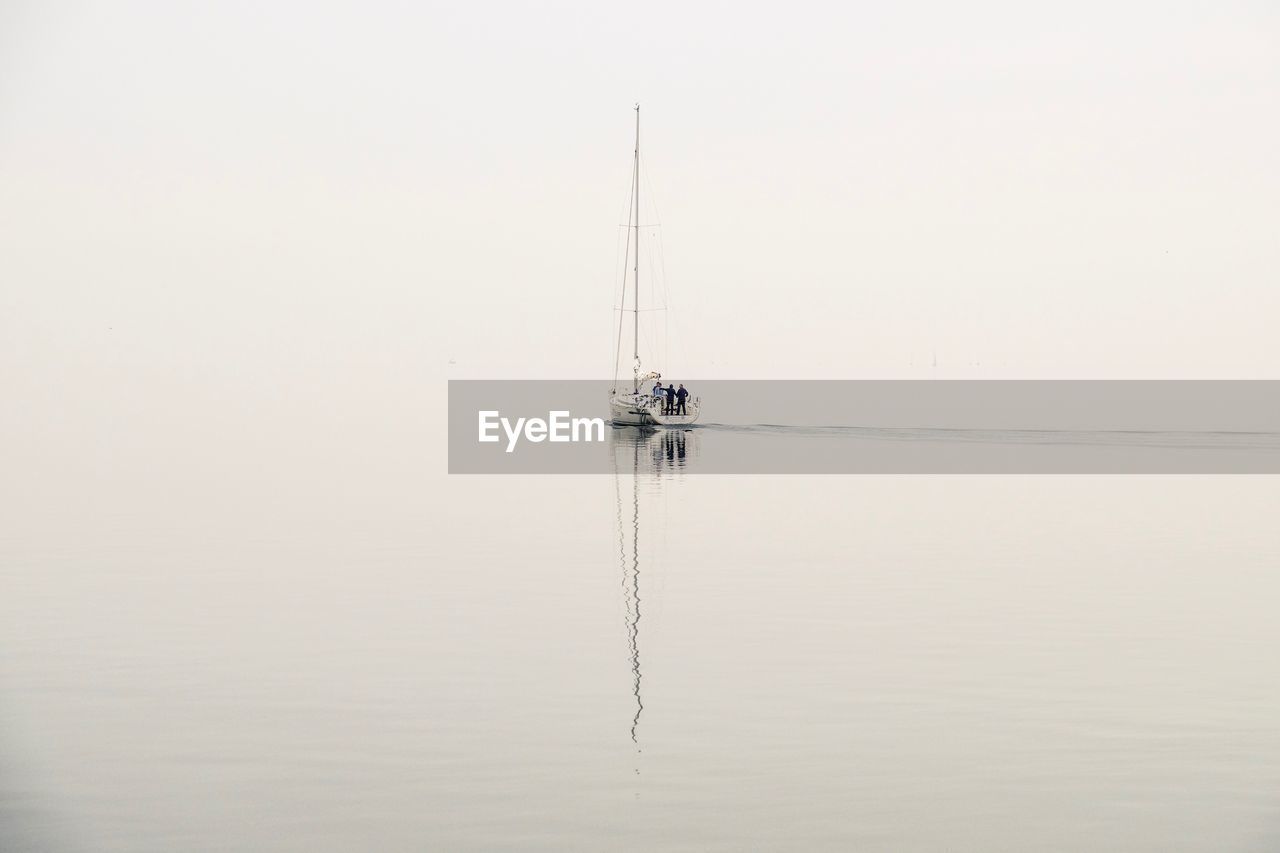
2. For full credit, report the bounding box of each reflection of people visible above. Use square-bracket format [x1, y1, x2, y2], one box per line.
[675, 384, 688, 415]
[664, 384, 676, 415]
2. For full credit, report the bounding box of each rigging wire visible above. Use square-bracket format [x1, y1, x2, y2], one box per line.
[612, 154, 637, 390]
[640, 157, 673, 373]
[610, 223, 626, 382]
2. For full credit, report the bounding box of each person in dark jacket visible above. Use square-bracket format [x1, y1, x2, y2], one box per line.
[675, 383, 689, 415]
[664, 384, 676, 415]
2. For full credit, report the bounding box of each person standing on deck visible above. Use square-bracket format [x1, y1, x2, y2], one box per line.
[664, 384, 676, 415]
[676, 384, 689, 415]
[652, 379, 663, 405]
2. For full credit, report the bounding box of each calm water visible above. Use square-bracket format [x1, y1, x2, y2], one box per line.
[3, 425, 1279, 851]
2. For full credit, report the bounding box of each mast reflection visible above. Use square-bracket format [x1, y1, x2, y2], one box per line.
[619, 441, 642, 743]
[610, 426, 698, 755]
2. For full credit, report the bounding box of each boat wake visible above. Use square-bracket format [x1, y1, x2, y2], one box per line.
[687, 423, 1280, 451]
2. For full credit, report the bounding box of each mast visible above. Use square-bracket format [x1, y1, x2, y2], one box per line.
[632, 103, 641, 390]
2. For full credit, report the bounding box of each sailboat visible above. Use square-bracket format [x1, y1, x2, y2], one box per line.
[609, 105, 701, 427]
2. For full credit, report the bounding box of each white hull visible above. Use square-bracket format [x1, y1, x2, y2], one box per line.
[610, 392, 700, 427]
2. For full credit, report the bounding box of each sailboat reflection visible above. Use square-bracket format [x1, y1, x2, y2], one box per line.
[611, 425, 700, 475]
[610, 426, 699, 754]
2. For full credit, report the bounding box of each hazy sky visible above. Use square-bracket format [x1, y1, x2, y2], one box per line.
[2, 1, 1278, 393]
[4, 11, 1278, 848]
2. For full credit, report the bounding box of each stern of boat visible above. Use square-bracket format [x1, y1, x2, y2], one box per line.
[609, 391, 700, 426]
